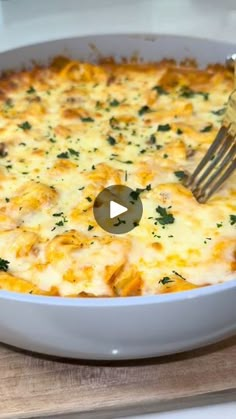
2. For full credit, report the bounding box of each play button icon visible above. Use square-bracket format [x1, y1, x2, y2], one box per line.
[93, 185, 143, 234]
[110, 201, 128, 219]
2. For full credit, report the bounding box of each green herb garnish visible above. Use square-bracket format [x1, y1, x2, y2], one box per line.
[156, 206, 175, 225]
[109, 117, 120, 130]
[53, 212, 64, 217]
[179, 86, 196, 98]
[157, 123, 171, 132]
[110, 99, 120, 107]
[57, 151, 69, 159]
[212, 108, 225, 116]
[27, 86, 36, 94]
[152, 85, 168, 95]
[149, 134, 156, 144]
[0, 258, 10, 272]
[230, 215, 236, 225]
[159, 277, 173, 285]
[200, 125, 212, 133]
[81, 117, 94, 122]
[138, 105, 151, 116]
[107, 136, 116, 146]
[55, 220, 64, 227]
[68, 148, 80, 157]
[174, 170, 187, 181]
[179, 86, 209, 100]
[18, 121, 32, 131]
[129, 184, 151, 201]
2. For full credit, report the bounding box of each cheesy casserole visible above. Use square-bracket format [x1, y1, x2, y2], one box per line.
[0, 56, 235, 297]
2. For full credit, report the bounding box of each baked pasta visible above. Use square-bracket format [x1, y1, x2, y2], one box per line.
[0, 56, 235, 297]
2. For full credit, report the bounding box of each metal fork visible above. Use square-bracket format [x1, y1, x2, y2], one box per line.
[185, 75, 236, 203]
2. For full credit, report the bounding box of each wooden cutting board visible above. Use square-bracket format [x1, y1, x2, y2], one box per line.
[0, 336, 236, 419]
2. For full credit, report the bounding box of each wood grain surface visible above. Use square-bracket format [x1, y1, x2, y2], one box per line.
[0, 336, 236, 419]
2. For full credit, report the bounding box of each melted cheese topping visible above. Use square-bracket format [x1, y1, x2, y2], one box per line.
[0, 57, 235, 297]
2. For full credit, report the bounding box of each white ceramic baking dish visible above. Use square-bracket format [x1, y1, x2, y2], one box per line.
[0, 34, 235, 360]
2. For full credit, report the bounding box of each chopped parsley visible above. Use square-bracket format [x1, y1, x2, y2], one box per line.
[176, 128, 183, 135]
[0, 258, 10, 272]
[109, 117, 120, 129]
[138, 105, 151, 116]
[212, 108, 225, 116]
[216, 222, 223, 228]
[54, 214, 68, 227]
[157, 123, 171, 132]
[152, 85, 168, 95]
[68, 148, 80, 157]
[201, 92, 209, 101]
[163, 154, 168, 159]
[81, 117, 94, 122]
[26, 86, 36, 94]
[88, 225, 94, 231]
[159, 277, 173, 285]
[57, 151, 69, 159]
[156, 206, 175, 225]
[149, 134, 156, 144]
[18, 121, 32, 131]
[86, 196, 92, 202]
[55, 220, 64, 227]
[78, 186, 85, 191]
[5, 197, 10, 203]
[172, 270, 186, 280]
[179, 86, 196, 98]
[179, 86, 209, 100]
[107, 136, 116, 146]
[129, 184, 151, 201]
[52, 212, 64, 217]
[110, 99, 120, 107]
[230, 215, 236, 225]
[174, 170, 187, 181]
[200, 124, 212, 133]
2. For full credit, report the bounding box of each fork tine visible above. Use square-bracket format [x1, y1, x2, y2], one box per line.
[196, 142, 236, 198]
[190, 132, 233, 192]
[186, 125, 228, 188]
[197, 157, 236, 202]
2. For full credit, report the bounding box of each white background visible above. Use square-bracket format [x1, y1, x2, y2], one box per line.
[0, 1, 235, 418]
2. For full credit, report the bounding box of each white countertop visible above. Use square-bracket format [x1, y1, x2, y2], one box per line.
[0, 1, 235, 418]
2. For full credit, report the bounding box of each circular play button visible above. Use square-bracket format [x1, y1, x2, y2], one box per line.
[93, 185, 143, 234]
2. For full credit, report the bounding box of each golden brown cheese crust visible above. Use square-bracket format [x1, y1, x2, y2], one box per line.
[0, 57, 235, 297]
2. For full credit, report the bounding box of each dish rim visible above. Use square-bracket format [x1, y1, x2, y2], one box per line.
[0, 33, 235, 306]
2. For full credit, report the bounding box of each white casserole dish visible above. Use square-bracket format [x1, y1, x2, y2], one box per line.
[0, 34, 235, 360]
